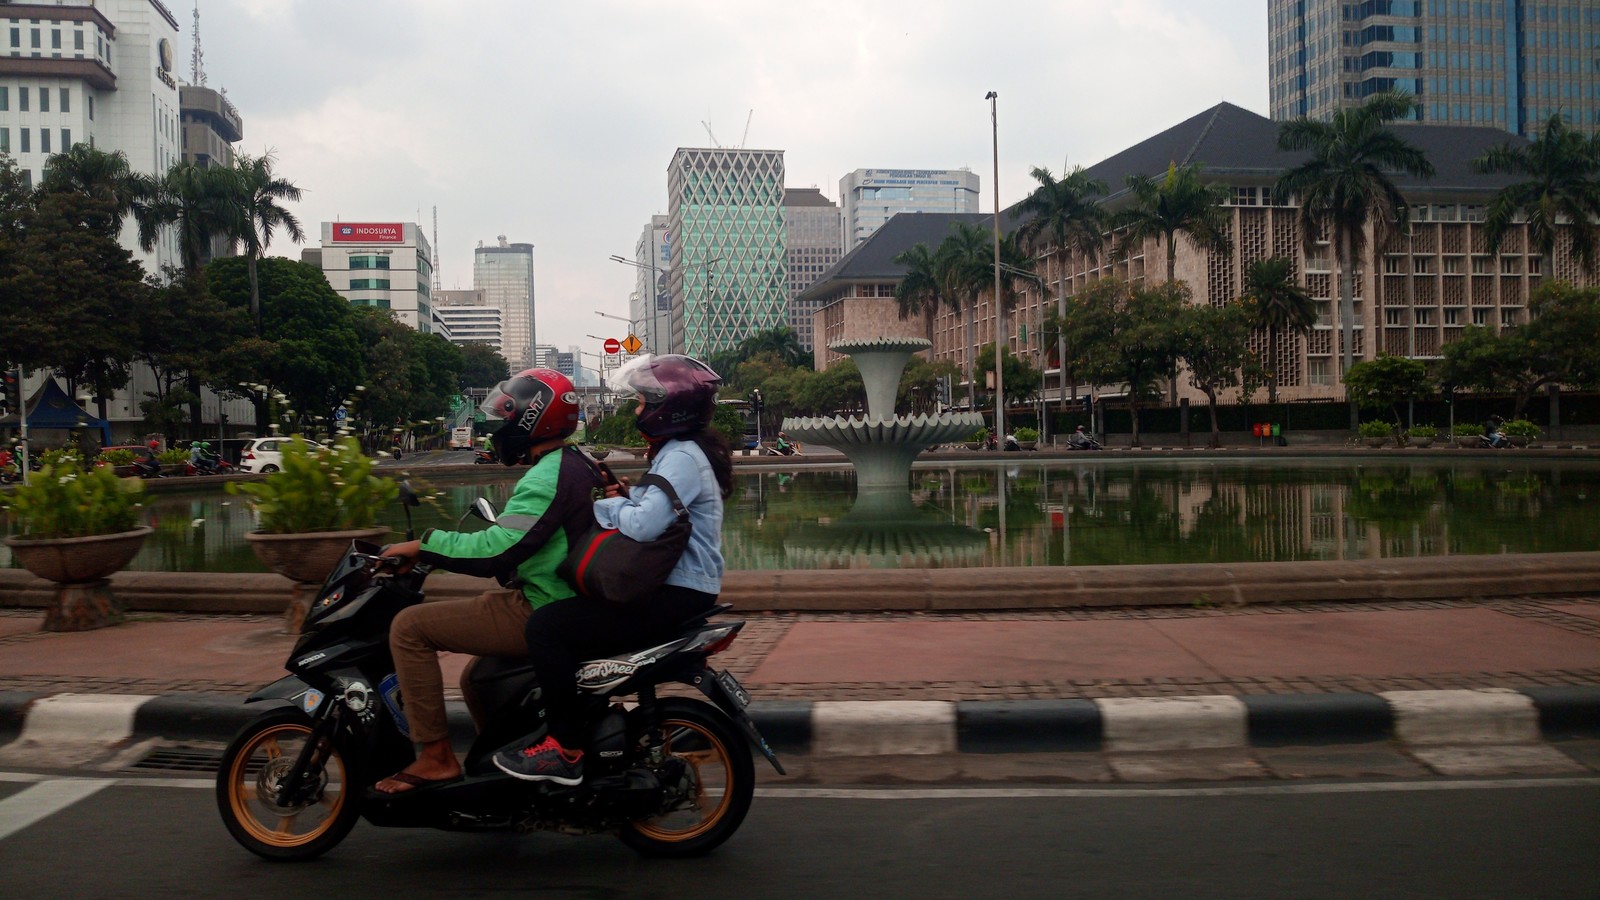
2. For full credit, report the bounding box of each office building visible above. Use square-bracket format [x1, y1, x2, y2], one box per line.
[629, 215, 671, 355]
[315, 221, 435, 332]
[434, 289, 504, 354]
[783, 188, 842, 353]
[474, 236, 535, 370]
[178, 84, 242, 265]
[1268, 0, 1600, 136]
[838, 167, 980, 252]
[0, 0, 183, 272]
[805, 102, 1598, 406]
[666, 147, 788, 357]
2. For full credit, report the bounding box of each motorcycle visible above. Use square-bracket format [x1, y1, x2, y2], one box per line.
[216, 484, 782, 861]
[131, 457, 165, 478]
[472, 448, 495, 465]
[185, 457, 234, 477]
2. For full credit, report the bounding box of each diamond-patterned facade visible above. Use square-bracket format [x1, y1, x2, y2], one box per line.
[667, 148, 789, 357]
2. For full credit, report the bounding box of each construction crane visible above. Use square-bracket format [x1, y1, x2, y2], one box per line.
[701, 120, 722, 148]
[739, 110, 753, 148]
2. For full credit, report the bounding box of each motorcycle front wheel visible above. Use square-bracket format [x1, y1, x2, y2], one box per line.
[619, 697, 755, 858]
[215, 706, 362, 861]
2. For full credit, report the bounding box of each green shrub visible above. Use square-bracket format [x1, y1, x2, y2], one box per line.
[968, 427, 990, 443]
[226, 436, 397, 534]
[1406, 424, 1438, 438]
[96, 448, 137, 466]
[158, 448, 189, 465]
[1451, 423, 1484, 437]
[35, 448, 83, 469]
[1358, 420, 1394, 438]
[0, 463, 144, 538]
[1014, 426, 1040, 441]
[1502, 419, 1539, 438]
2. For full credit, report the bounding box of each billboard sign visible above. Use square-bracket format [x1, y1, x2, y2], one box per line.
[331, 223, 405, 243]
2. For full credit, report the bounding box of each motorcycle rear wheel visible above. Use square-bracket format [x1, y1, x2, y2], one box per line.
[619, 697, 755, 858]
[216, 706, 361, 861]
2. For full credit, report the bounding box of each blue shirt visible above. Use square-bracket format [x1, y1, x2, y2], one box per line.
[592, 438, 724, 595]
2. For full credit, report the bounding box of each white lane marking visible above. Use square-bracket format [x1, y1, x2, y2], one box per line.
[0, 779, 116, 841]
[755, 778, 1600, 799]
[5, 773, 1598, 800]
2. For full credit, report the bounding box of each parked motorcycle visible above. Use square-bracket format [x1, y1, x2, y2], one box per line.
[216, 484, 781, 861]
[472, 448, 495, 465]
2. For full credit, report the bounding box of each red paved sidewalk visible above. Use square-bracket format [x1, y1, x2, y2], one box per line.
[0, 597, 1597, 702]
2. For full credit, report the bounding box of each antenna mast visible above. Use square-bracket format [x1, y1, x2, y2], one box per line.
[190, 1, 206, 85]
[431, 206, 442, 293]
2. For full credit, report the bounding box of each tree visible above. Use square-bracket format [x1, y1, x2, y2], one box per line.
[1173, 300, 1253, 447]
[135, 268, 249, 437]
[136, 160, 243, 274]
[935, 221, 994, 413]
[1276, 92, 1435, 425]
[206, 256, 363, 431]
[458, 342, 510, 388]
[1057, 279, 1186, 446]
[228, 152, 305, 335]
[1474, 113, 1600, 275]
[1241, 257, 1317, 406]
[1013, 164, 1108, 426]
[1437, 282, 1600, 417]
[38, 144, 144, 238]
[1113, 162, 1231, 284]
[975, 341, 1043, 412]
[0, 190, 146, 412]
[1343, 354, 1431, 429]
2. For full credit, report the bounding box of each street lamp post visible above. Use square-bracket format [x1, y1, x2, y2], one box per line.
[609, 255, 723, 356]
[986, 90, 1005, 446]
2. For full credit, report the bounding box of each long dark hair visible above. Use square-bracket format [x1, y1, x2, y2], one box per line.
[647, 428, 733, 500]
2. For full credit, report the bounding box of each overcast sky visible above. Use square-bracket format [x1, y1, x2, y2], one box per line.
[191, 0, 1268, 361]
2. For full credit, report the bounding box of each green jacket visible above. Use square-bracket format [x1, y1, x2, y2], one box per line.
[418, 446, 603, 609]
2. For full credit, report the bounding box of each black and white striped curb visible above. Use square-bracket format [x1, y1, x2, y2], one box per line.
[2, 688, 1596, 757]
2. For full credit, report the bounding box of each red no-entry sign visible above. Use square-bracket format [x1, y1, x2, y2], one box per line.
[603, 338, 621, 354]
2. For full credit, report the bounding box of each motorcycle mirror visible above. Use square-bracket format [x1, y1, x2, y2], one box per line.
[469, 498, 499, 524]
[398, 480, 422, 508]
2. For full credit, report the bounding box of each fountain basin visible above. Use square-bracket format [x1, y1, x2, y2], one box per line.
[782, 413, 985, 490]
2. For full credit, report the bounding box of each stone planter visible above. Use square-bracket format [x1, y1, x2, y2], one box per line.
[246, 527, 390, 631]
[964, 442, 983, 451]
[1019, 441, 1038, 451]
[1456, 436, 1483, 448]
[1507, 435, 1531, 447]
[4, 526, 153, 631]
[1364, 437, 1389, 448]
[588, 449, 611, 460]
[1408, 437, 1435, 448]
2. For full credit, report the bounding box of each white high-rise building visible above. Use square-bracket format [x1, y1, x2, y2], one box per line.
[434, 289, 503, 353]
[0, 0, 185, 273]
[783, 188, 841, 353]
[475, 237, 535, 371]
[838, 168, 980, 252]
[630, 215, 670, 355]
[315, 222, 435, 332]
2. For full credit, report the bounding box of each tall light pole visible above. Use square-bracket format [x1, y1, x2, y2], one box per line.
[608, 255, 722, 355]
[986, 90, 1005, 446]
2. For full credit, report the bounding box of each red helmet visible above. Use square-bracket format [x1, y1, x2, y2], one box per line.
[148, 439, 160, 449]
[611, 354, 722, 439]
[479, 368, 580, 464]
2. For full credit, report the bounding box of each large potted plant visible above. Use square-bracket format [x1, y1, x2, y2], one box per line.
[1405, 424, 1437, 448]
[1502, 419, 1540, 447]
[1, 463, 151, 631]
[1014, 426, 1040, 451]
[1358, 420, 1394, 448]
[228, 437, 397, 630]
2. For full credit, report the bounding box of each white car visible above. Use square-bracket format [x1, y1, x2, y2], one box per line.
[237, 437, 321, 474]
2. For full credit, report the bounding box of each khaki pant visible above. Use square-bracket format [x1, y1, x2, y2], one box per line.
[389, 587, 531, 743]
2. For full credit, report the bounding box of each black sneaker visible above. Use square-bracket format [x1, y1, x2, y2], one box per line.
[493, 735, 584, 785]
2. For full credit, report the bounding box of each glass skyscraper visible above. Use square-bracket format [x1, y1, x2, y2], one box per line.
[666, 147, 788, 358]
[473, 237, 535, 371]
[1268, 0, 1599, 136]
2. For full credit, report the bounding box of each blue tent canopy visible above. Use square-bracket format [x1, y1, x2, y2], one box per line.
[0, 378, 112, 444]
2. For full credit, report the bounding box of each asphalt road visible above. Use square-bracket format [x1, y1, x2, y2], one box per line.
[2, 769, 1596, 899]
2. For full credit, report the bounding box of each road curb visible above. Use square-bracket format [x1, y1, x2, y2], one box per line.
[0, 688, 1594, 759]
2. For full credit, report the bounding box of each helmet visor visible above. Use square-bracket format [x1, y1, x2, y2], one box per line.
[479, 381, 520, 422]
[608, 354, 666, 404]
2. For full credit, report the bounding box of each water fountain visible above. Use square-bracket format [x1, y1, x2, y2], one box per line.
[779, 338, 984, 493]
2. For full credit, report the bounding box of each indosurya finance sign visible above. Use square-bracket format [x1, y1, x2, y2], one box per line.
[331, 222, 405, 243]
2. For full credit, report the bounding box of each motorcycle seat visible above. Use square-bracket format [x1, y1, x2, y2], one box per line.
[466, 603, 736, 688]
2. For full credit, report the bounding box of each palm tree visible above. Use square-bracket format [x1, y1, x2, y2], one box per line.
[229, 152, 304, 335]
[1275, 91, 1434, 426]
[136, 161, 243, 273]
[935, 221, 994, 414]
[1474, 113, 1600, 275]
[1242, 257, 1317, 406]
[1013, 165, 1108, 428]
[38, 144, 144, 237]
[1113, 162, 1232, 284]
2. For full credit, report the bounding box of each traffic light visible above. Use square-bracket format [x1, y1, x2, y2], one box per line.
[1081, 394, 1093, 414]
[1, 369, 18, 414]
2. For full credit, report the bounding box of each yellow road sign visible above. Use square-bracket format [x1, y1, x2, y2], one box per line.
[622, 334, 642, 354]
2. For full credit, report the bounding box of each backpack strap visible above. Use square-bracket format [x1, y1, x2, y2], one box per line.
[632, 473, 688, 520]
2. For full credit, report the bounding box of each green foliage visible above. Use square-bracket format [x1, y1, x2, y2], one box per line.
[711, 402, 744, 449]
[975, 341, 1043, 407]
[1113, 162, 1233, 283]
[97, 448, 138, 466]
[1057, 279, 1188, 444]
[226, 437, 397, 534]
[1452, 423, 1484, 437]
[1406, 424, 1438, 438]
[1343, 355, 1432, 425]
[458, 342, 510, 388]
[591, 400, 644, 447]
[1502, 418, 1539, 437]
[158, 448, 189, 466]
[968, 427, 990, 443]
[1474, 113, 1600, 273]
[0, 463, 144, 538]
[1013, 426, 1039, 441]
[1358, 420, 1394, 438]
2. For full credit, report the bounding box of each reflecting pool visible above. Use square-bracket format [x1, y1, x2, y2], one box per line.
[4, 458, 1599, 573]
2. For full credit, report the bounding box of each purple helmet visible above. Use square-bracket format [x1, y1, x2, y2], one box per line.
[611, 354, 723, 439]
